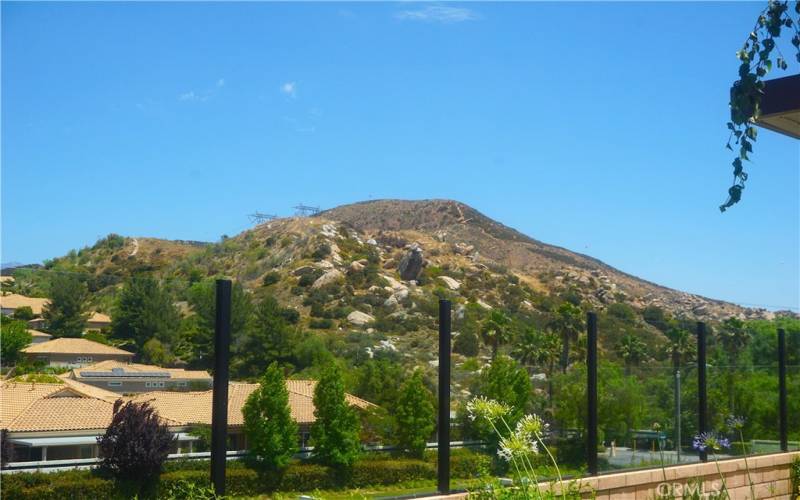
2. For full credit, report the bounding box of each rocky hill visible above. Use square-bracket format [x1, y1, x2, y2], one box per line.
[318, 199, 775, 323]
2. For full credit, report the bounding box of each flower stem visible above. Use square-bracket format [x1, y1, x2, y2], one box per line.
[738, 429, 756, 500]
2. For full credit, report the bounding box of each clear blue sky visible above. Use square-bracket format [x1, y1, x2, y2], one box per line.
[2, 2, 798, 311]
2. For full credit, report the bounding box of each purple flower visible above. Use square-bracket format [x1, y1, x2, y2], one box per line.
[726, 415, 746, 431]
[692, 432, 730, 452]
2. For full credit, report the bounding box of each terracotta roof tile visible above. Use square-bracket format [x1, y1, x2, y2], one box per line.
[0, 294, 49, 315]
[22, 338, 134, 357]
[72, 360, 210, 381]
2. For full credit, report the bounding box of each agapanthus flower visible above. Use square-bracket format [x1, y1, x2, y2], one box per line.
[497, 433, 538, 462]
[516, 414, 548, 439]
[692, 432, 731, 452]
[726, 415, 746, 431]
[466, 397, 510, 423]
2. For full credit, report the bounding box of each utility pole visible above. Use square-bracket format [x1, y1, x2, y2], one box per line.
[674, 369, 681, 462]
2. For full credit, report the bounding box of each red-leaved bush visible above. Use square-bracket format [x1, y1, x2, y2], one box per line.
[97, 400, 175, 481]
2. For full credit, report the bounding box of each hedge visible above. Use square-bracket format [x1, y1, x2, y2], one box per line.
[4, 450, 488, 498]
[3, 474, 117, 500]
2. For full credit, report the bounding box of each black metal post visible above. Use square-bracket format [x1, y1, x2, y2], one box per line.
[587, 312, 598, 475]
[211, 279, 232, 496]
[697, 322, 708, 462]
[437, 299, 451, 495]
[778, 328, 788, 452]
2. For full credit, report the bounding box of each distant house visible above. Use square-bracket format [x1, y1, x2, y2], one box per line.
[27, 329, 52, 345]
[2, 379, 374, 464]
[21, 311, 110, 333]
[21, 338, 134, 367]
[0, 293, 49, 317]
[86, 312, 112, 331]
[65, 360, 212, 393]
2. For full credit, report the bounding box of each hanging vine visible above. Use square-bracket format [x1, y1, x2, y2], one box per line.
[720, 0, 800, 212]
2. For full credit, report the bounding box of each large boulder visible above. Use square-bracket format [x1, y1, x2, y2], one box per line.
[397, 244, 426, 281]
[311, 269, 344, 289]
[347, 310, 375, 326]
[438, 276, 461, 290]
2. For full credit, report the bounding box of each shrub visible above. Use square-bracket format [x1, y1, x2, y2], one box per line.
[13, 305, 34, 321]
[453, 329, 480, 357]
[97, 401, 175, 483]
[350, 458, 435, 486]
[2, 472, 117, 500]
[262, 271, 280, 286]
[310, 318, 334, 329]
[159, 469, 262, 497]
[395, 371, 435, 458]
[311, 364, 361, 468]
[243, 363, 298, 472]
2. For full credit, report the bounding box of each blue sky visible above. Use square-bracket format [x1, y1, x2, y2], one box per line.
[2, 2, 798, 311]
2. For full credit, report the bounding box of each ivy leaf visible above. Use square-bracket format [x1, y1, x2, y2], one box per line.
[765, 59, 773, 72]
[726, 142, 734, 151]
[757, 67, 767, 77]
[745, 127, 757, 141]
[732, 158, 743, 177]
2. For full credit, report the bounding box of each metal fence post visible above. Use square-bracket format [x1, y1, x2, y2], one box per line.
[438, 299, 451, 494]
[778, 328, 788, 452]
[587, 312, 599, 475]
[697, 322, 708, 462]
[211, 279, 232, 496]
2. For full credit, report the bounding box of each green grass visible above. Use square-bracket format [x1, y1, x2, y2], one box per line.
[237, 478, 483, 499]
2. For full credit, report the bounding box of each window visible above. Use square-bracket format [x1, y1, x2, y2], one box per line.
[79, 446, 94, 459]
[145, 381, 166, 388]
[177, 381, 187, 387]
[76, 356, 93, 364]
[107, 381, 122, 387]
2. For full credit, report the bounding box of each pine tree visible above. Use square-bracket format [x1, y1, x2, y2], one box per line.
[395, 370, 435, 458]
[42, 274, 89, 337]
[310, 364, 361, 468]
[111, 276, 180, 352]
[243, 362, 298, 471]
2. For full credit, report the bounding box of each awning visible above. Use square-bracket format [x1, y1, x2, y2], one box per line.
[756, 74, 800, 139]
[9, 433, 198, 448]
[8, 436, 100, 447]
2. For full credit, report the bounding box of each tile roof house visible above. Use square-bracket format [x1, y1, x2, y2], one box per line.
[21, 338, 134, 367]
[86, 312, 112, 331]
[2, 378, 375, 465]
[0, 293, 49, 316]
[65, 360, 212, 393]
[27, 329, 52, 345]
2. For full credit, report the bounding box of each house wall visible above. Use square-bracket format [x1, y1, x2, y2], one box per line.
[77, 378, 211, 393]
[25, 352, 133, 367]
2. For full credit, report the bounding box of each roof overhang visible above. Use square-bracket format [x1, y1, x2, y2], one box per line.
[755, 74, 800, 139]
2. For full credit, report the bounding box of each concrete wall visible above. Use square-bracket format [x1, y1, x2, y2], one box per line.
[429, 452, 799, 500]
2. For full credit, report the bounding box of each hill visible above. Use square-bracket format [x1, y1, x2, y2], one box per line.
[8, 199, 790, 376]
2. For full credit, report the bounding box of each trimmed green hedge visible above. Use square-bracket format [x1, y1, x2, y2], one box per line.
[3, 473, 117, 500]
[4, 451, 489, 498]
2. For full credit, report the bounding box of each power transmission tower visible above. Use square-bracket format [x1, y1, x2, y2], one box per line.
[293, 204, 321, 216]
[248, 212, 278, 224]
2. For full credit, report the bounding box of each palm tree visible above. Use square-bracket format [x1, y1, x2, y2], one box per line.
[480, 310, 511, 359]
[717, 317, 751, 413]
[616, 331, 649, 375]
[664, 324, 693, 373]
[550, 302, 583, 373]
[512, 327, 561, 404]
